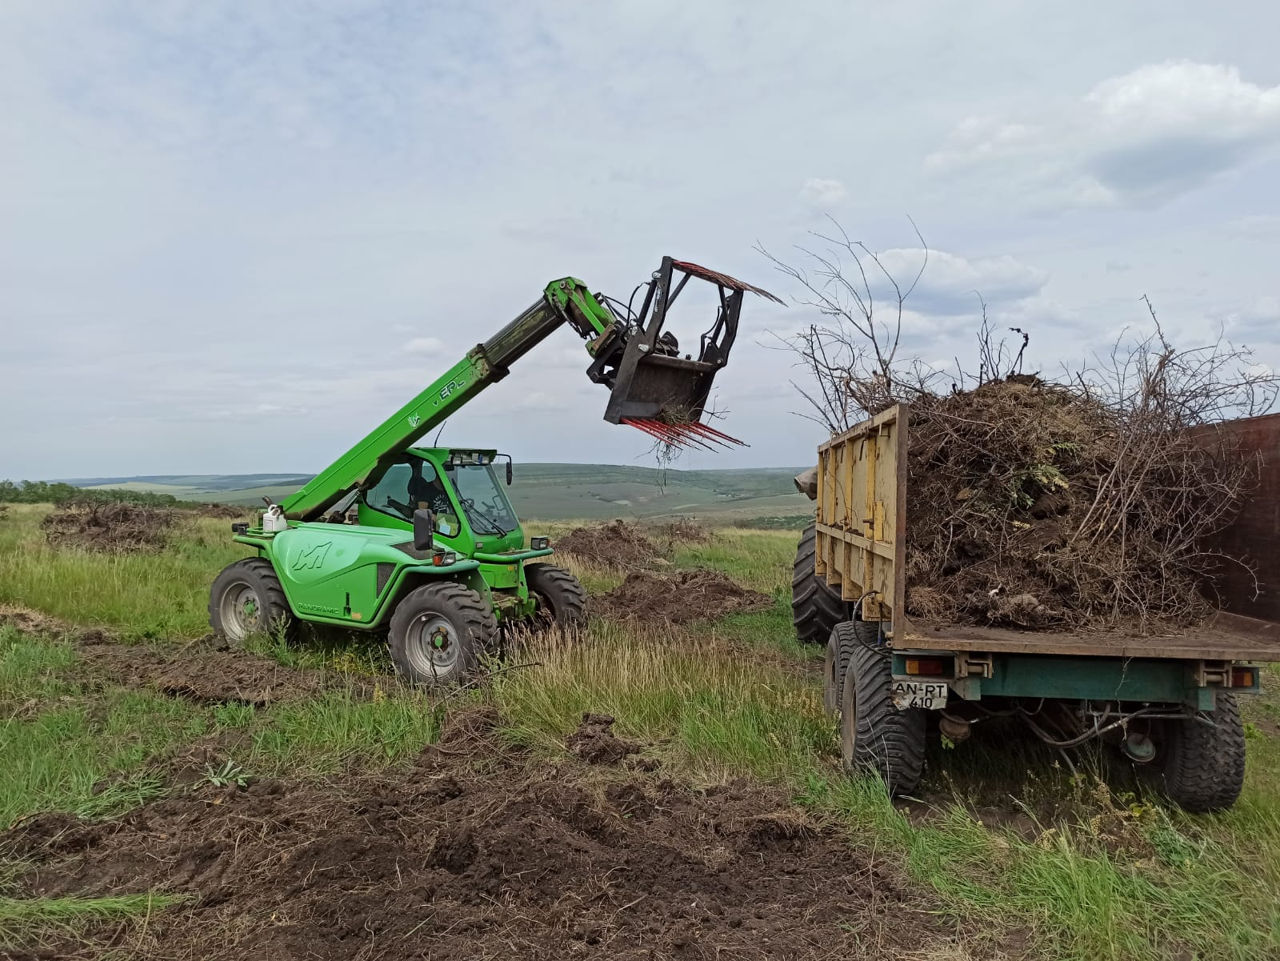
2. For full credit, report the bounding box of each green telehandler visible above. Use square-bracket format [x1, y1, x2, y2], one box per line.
[209, 257, 780, 685]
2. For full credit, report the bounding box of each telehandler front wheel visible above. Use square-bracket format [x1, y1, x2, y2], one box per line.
[209, 558, 296, 645]
[388, 582, 497, 687]
[525, 563, 587, 631]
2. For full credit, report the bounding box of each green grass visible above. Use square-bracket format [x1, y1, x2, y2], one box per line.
[0, 637, 206, 826]
[0, 504, 249, 639]
[3, 510, 1280, 960]
[249, 685, 441, 775]
[0, 892, 188, 948]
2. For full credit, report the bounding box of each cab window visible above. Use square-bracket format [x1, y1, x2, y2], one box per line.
[363, 457, 451, 522]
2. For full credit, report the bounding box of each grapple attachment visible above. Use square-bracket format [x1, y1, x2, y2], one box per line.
[587, 257, 781, 449]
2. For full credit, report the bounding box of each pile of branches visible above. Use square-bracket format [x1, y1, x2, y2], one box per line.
[766, 226, 1277, 631]
[42, 501, 174, 553]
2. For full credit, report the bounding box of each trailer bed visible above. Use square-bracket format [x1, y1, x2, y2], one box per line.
[815, 405, 1280, 664]
[902, 611, 1280, 661]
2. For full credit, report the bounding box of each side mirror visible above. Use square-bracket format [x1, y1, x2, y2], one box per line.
[413, 509, 435, 551]
[506, 460, 513, 485]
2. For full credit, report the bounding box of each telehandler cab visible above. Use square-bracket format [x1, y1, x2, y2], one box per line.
[209, 257, 779, 685]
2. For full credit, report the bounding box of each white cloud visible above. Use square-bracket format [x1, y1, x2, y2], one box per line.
[872, 249, 1049, 315]
[405, 336, 445, 356]
[798, 177, 848, 210]
[1213, 297, 1280, 345]
[928, 61, 1280, 209]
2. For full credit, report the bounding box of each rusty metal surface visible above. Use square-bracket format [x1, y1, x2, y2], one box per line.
[670, 260, 784, 304]
[1198, 412, 1280, 624]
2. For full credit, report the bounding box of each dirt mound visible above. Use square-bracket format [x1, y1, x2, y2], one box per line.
[193, 503, 248, 519]
[3, 730, 971, 960]
[76, 632, 328, 706]
[41, 502, 174, 553]
[565, 712, 641, 765]
[599, 568, 772, 625]
[556, 519, 663, 568]
[649, 517, 711, 544]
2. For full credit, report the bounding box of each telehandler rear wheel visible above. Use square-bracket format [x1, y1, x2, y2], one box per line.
[525, 563, 587, 631]
[209, 558, 296, 645]
[388, 582, 497, 687]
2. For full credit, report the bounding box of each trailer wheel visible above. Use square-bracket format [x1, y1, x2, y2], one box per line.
[838, 631, 926, 796]
[824, 618, 878, 715]
[1159, 693, 1246, 813]
[792, 521, 849, 644]
[388, 582, 497, 687]
[525, 563, 587, 631]
[209, 558, 296, 645]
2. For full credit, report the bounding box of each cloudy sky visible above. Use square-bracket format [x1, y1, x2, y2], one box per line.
[3, 1, 1278, 479]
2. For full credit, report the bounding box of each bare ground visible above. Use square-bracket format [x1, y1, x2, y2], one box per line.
[2, 709, 1006, 961]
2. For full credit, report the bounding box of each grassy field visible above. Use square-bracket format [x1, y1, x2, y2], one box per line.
[2, 503, 1279, 958]
[62, 464, 811, 524]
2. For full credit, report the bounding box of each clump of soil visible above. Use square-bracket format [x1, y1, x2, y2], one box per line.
[565, 712, 640, 765]
[76, 631, 328, 706]
[41, 502, 174, 553]
[648, 517, 711, 544]
[902, 378, 1255, 631]
[556, 519, 663, 568]
[2, 716, 973, 961]
[599, 568, 772, 625]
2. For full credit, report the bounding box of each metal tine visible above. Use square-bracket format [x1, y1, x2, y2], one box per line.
[648, 419, 717, 451]
[625, 418, 692, 449]
[682, 422, 736, 449]
[680, 421, 734, 449]
[689, 421, 748, 447]
[640, 418, 703, 450]
[623, 418, 673, 445]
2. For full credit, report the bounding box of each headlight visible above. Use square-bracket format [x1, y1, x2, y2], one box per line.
[530, 536, 550, 550]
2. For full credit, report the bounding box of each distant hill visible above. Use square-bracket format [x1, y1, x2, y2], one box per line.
[57, 464, 812, 525]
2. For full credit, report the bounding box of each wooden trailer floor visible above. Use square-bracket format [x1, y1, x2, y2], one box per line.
[900, 611, 1280, 661]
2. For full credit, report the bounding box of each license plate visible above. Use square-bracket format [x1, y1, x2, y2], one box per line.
[892, 680, 948, 710]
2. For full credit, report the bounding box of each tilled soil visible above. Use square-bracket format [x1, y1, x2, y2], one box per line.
[3, 711, 977, 961]
[557, 520, 664, 569]
[75, 630, 330, 706]
[599, 569, 773, 625]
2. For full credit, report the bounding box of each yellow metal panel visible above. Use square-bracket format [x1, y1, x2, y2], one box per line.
[814, 405, 908, 636]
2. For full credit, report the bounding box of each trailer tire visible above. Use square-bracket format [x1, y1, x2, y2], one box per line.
[793, 521, 848, 644]
[825, 618, 879, 715]
[388, 582, 496, 688]
[1160, 693, 1246, 813]
[209, 558, 296, 646]
[526, 563, 587, 631]
[839, 631, 926, 796]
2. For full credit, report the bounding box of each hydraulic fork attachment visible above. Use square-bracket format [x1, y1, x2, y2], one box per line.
[574, 257, 782, 449]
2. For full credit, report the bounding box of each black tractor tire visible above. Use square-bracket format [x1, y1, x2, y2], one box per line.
[792, 521, 849, 644]
[525, 563, 588, 631]
[388, 582, 497, 688]
[838, 630, 926, 796]
[209, 558, 296, 645]
[824, 618, 879, 715]
[1160, 693, 1247, 813]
